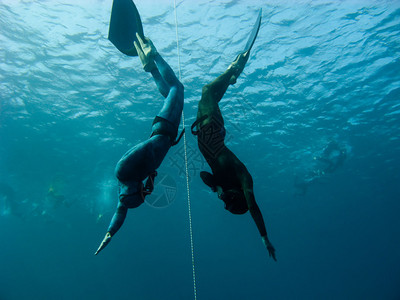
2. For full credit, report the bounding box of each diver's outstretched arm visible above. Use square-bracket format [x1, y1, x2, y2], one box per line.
[107, 202, 128, 236]
[94, 202, 128, 255]
[241, 174, 276, 261]
[245, 189, 277, 261]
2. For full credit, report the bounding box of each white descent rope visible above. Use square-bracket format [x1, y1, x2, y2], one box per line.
[173, 0, 197, 299]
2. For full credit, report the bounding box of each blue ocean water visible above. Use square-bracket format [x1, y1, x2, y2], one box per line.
[1, 0, 400, 299]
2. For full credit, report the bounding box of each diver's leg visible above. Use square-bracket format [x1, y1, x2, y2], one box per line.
[149, 53, 182, 99]
[156, 84, 184, 127]
[150, 68, 169, 98]
[194, 53, 249, 144]
[151, 53, 184, 126]
[135, 34, 180, 99]
[153, 54, 181, 91]
[202, 69, 233, 105]
[195, 68, 233, 127]
[134, 34, 170, 98]
[134, 34, 183, 128]
[203, 52, 249, 104]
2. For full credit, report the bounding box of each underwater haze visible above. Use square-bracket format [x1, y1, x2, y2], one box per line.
[1, 0, 400, 299]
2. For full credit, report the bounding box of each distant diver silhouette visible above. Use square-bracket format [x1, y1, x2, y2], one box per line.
[0, 182, 15, 216]
[317, 141, 347, 174]
[191, 9, 276, 261]
[95, 1, 184, 255]
[294, 140, 347, 196]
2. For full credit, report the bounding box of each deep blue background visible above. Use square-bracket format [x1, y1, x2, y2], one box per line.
[1, 0, 400, 299]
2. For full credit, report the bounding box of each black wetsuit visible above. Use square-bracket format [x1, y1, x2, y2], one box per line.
[192, 64, 268, 237]
[107, 53, 184, 236]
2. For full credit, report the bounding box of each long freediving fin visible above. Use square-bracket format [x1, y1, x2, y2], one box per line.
[242, 8, 262, 54]
[108, 0, 144, 56]
[228, 9, 263, 84]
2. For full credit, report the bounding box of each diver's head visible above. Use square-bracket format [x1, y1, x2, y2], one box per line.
[220, 189, 248, 215]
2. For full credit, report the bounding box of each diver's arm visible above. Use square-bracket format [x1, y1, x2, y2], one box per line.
[94, 202, 128, 255]
[243, 185, 267, 237]
[107, 202, 128, 236]
[242, 175, 277, 261]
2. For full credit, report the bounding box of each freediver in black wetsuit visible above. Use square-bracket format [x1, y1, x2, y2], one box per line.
[95, 34, 184, 255]
[191, 51, 276, 261]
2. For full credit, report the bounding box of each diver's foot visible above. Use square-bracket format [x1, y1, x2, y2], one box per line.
[134, 33, 158, 72]
[228, 51, 249, 85]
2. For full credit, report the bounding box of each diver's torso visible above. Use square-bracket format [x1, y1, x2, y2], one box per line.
[115, 135, 171, 183]
[209, 147, 248, 191]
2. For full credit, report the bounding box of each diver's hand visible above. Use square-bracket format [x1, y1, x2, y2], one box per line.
[134, 33, 157, 72]
[262, 236, 277, 261]
[94, 232, 112, 255]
